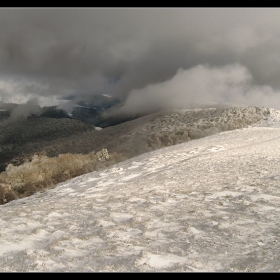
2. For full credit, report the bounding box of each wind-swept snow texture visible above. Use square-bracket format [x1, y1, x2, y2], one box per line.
[1, 107, 280, 272]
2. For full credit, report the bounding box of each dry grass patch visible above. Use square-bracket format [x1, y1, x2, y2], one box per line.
[0, 148, 123, 205]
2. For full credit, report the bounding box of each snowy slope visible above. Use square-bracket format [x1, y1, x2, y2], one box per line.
[1, 108, 280, 271]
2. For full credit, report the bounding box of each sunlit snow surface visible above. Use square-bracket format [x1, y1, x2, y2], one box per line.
[1, 108, 280, 272]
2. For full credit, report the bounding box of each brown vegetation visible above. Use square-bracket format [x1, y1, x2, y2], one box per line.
[0, 149, 123, 205]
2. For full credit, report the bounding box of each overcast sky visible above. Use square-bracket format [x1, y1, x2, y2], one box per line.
[1, 8, 280, 113]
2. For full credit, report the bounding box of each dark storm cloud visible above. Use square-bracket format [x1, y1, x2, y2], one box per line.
[1, 8, 280, 111]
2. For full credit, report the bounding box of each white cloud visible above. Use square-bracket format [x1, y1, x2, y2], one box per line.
[117, 63, 280, 114]
[1, 8, 280, 109]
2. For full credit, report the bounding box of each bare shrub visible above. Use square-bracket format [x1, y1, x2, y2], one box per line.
[97, 148, 110, 161]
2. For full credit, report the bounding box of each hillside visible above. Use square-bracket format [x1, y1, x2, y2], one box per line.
[0, 112, 280, 271]
[0, 117, 95, 172]
[0, 106, 270, 172]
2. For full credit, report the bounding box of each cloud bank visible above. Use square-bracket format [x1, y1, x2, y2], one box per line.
[117, 63, 280, 115]
[1, 8, 280, 112]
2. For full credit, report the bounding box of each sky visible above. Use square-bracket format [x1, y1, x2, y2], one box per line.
[1, 109, 280, 271]
[2, 8, 280, 113]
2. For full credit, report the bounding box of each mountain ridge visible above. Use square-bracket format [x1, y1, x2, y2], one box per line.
[0, 105, 271, 173]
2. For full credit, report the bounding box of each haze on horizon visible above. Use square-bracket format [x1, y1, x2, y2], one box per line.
[1, 7, 280, 115]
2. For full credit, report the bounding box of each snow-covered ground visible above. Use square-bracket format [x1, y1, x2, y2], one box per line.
[1, 108, 280, 272]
